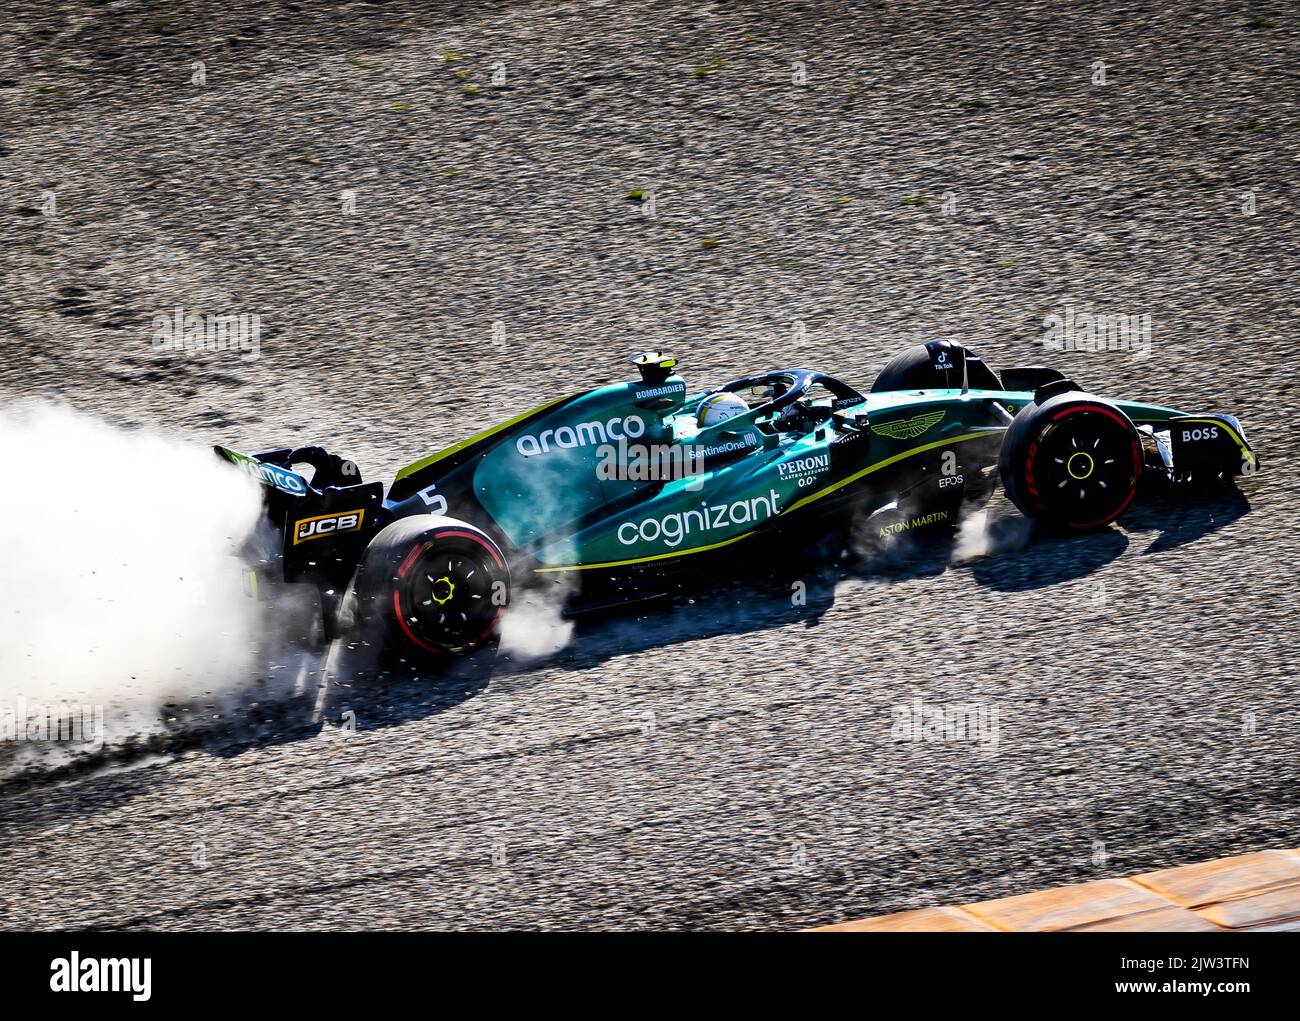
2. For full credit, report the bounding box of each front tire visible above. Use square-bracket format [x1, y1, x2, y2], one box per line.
[1000, 393, 1142, 532]
[354, 517, 510, 657]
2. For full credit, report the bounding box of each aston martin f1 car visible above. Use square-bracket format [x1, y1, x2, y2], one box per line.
[216, 342, 1258, 657]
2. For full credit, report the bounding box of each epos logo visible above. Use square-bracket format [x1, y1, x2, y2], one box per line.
[293, 509, 365, 544]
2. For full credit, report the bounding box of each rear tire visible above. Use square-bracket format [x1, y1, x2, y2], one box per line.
[354, 517, 510, 657]
[999, 393, 1142, 532]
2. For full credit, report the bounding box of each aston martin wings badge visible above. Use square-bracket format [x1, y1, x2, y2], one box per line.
[870, 410, 946, 440]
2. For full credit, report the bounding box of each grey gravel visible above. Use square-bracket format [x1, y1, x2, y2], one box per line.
[0, 1, 1297, 930]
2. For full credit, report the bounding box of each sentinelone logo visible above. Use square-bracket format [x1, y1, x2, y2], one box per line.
[1, 699, 104, 749]
[50, 952, 151, 1001]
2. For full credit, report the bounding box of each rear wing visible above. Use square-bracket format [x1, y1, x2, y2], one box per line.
[215, 445, 313, 506]
[214, 444, 385, 592]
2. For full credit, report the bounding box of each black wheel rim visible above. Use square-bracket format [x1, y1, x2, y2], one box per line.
[393, 539, 506, 653]
[1024, 406, 1140, 528]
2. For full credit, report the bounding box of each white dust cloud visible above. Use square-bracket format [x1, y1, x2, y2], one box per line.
[0, 402, 264, 755]
[951, 506, 1035, 563]
[497, 578, 575, 661]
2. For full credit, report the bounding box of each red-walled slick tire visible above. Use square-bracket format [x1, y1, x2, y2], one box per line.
[999, 392, 1142, 532]
[354, 516, 510, 656]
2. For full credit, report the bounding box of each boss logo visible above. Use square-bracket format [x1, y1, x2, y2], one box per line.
[1181, 426, 1220, 443]
[294, 509, 365, 545]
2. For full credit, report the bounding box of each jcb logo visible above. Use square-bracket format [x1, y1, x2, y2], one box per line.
[294, 510, 365, 545]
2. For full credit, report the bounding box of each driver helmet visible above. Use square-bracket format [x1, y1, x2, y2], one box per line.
[696, 392, 749, 428]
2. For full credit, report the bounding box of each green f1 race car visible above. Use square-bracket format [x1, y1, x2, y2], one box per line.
[216, 342, 1258, 658]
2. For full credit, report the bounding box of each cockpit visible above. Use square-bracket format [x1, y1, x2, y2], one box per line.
[626, 353, 868, 479]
